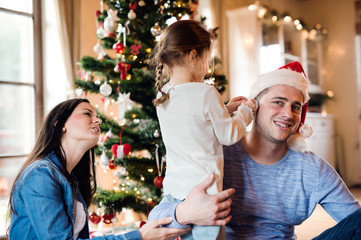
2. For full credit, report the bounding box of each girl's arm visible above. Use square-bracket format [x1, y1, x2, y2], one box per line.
[204, 87, 255, 145]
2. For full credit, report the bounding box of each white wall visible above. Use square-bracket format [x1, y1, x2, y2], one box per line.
[298, 0, 361, 185]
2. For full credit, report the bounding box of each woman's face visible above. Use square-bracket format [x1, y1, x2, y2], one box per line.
[62, 102, 102, 148]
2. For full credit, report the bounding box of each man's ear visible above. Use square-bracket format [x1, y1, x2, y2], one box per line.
[254, 99, 260, 116]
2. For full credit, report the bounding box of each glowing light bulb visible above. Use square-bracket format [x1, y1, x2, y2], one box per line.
[248, 4, 256, 11]
[284, 16, 292, 22]
[258, 7, 267, 18]
[327, 90, 334, 97]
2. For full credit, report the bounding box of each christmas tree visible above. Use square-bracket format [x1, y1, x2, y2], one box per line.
[75, 0, 227, 224]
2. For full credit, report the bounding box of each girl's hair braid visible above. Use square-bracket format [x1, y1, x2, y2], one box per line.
[153, 63, 170, 106]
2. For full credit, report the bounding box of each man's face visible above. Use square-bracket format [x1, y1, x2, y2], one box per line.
[254, 85, 304, 144]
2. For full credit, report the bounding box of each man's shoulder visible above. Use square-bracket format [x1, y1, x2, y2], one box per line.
[288, 150, 333, 171]
[289, 149, 321, 159]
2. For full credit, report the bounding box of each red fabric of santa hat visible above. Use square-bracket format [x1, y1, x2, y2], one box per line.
[250, 61, 313, 152]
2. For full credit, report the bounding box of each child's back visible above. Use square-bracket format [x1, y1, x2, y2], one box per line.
[158, 82, 248, 199]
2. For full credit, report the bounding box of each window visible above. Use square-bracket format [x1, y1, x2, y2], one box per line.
[0, 0, 42, 236]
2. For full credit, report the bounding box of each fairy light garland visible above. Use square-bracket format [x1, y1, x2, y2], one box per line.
[248, 1, 328, 39]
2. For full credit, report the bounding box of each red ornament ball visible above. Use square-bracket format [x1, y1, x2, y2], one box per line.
[89, 211, 101, 224]
[108, 159, 116, 169]
[102, 212, 115, 224]
[113, 42, 125, 54]
[154, 176, 164, 189]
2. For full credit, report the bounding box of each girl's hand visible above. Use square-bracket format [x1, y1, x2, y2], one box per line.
[139, 217, 191, 240]
[243, 99, 257, 116]
[226, 96, 248, 114]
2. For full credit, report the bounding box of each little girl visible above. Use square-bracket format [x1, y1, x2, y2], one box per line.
[148, 20, 256, 240]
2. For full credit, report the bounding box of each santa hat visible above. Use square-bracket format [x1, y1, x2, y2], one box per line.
[250, 61, 313, 152]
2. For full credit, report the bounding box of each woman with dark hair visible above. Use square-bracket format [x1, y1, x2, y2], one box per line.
[8, 98, 189, 240]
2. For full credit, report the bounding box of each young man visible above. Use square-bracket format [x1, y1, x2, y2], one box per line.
[149, 62, 361, 239]
[222, 61, 361, 239]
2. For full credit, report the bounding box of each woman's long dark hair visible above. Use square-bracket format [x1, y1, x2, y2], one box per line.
[8, 98, 97, 216]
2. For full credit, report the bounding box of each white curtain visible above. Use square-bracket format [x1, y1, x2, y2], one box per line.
[56, 0, 80, 97]
[42, 0, 79, 113]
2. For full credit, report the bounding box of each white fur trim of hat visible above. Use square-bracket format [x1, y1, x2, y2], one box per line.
[250, 68, 310, 103]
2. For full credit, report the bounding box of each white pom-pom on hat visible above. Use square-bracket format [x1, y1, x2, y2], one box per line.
[299, 124, 313, 138]
[287, 124, 313, 153]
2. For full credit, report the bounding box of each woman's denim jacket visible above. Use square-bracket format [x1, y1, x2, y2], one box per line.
[9, 151, 141, 240]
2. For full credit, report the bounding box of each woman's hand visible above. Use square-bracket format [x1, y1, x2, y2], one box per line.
[226, 96, 248, 114]
[175, 173, 235, 226]
[139, 217, 191, 240]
